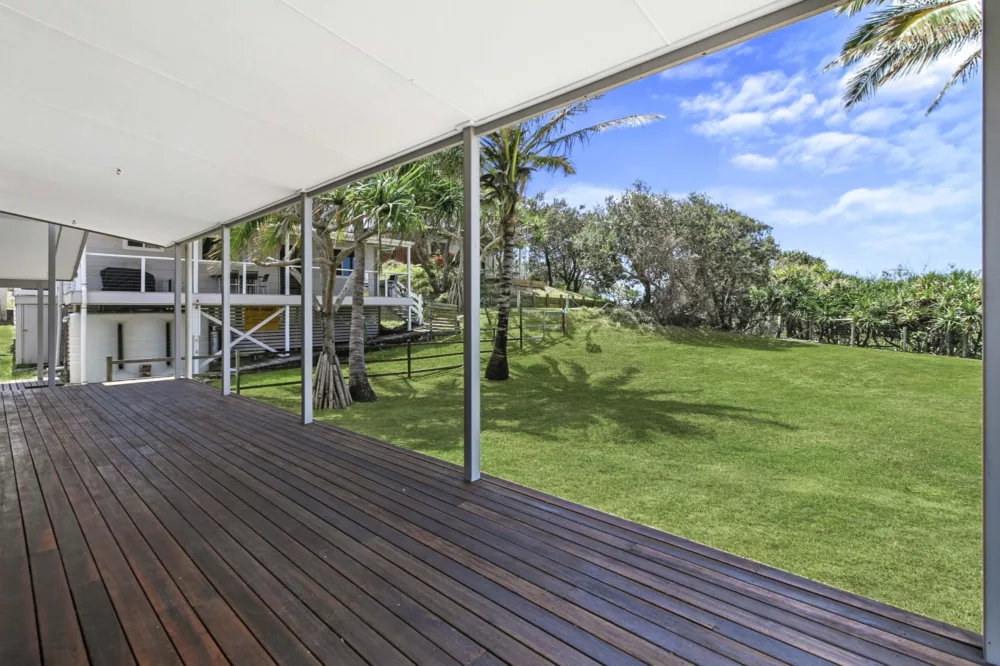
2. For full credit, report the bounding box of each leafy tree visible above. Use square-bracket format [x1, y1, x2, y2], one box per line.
[526, 197, 595, 292]
[827, 0, 981, 112]
[479, 102, 660, 380]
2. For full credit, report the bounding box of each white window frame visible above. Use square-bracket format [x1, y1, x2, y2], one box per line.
[122, 239, 165, 252]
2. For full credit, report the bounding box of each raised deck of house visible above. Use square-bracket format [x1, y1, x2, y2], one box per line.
[0, 379, 984, 665]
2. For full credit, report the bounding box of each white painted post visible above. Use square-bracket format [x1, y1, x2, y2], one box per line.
[185, 242, 194, 378]
[462, 125, 480, 483]
[173, 244, 183, 378]
[301, 193, 314, 425]
[984, 2, 1000, 661]
[80, 247, 88, 384]
[140, 256, 146, 292]
[35, 281, 43, 381]
[284, 236, 291, 353]
[193, 239, 200, 293]
[221, 227, 232, 396]
[47, 224, 57, 388]
[406, 245, 412, 331]
[241, 261, 247, 295]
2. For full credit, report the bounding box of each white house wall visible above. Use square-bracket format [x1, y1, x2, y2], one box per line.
[68, 311, 177, 383]
[13, 298, 59, 366]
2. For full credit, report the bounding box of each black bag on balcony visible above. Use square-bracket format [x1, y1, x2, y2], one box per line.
[100, 267, 157, 292]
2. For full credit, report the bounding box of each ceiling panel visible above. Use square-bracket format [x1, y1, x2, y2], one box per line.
[0, 0, 814, 260]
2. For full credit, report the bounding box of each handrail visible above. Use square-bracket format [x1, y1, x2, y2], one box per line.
[105, 354, 218, 382]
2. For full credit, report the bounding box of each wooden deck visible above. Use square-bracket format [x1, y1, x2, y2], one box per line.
[0, 378, 60, 393]
[0, 379, 984, 665]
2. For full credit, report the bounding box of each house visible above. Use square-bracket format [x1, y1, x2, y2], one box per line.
[13, 232, 420, 383]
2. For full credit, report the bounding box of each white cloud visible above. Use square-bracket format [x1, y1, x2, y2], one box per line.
[824, 178, 978, 219]
[660, 58, 727, 80]
[546, 184, 620, 209]
[730, 153, 778, 171]
[779, 131, 891, 173]
[849, 107, 907, 132]
[683, 71, 823, 136]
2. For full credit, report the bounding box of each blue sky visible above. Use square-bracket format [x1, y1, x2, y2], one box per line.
[527, 9, 982, 276]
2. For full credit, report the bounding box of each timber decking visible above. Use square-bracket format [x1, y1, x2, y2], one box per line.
[0, 378, 60, 392]
[0, 379, 984, 666]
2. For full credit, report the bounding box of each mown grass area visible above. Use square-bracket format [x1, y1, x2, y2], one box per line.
[236, 309, 983, 630]
[0, 324, 32, 382]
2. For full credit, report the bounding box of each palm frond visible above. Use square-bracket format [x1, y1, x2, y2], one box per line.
[826, 0, 981, 110]
[544, 114, 662, 153]
[927, 46, 981, 112]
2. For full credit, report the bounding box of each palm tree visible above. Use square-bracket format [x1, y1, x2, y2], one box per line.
[337, 167, 425, 403]
[827, 0, 981, 112]
[480, 100, 660, 380]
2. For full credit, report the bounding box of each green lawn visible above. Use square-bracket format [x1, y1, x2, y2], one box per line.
[235, 309, 983, 630]
[0, 324, 31, 381]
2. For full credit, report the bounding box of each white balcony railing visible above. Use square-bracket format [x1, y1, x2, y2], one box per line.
[78, 252, 414, 300]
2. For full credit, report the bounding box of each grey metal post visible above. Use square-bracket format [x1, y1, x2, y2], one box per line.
[185, 242, 194, 378]
[173, 243, 183, 378]
[301, 193, 314, 424]
[47, 224, 57, 388]
[35, 280, 43, 381]
[985, 2, 1000, 660]
[462, 125, 481, 482]
[221, 226, 232, 395]
[80, 243, 88, 383]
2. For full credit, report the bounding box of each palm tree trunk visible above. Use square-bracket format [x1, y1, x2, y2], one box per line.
[485, 214, 516, 381]
[349, 239, 377, 401]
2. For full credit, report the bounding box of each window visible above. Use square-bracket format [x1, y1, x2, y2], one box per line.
[123, 239, 164, 252]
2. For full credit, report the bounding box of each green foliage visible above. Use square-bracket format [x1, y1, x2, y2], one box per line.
[750, 257, 982, 357]
[601, 182, 779, 329]
[828, 0, 981, 112]
[241, 310, 983, 630]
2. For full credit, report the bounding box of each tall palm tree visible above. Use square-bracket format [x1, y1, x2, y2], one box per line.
[827, 0, 981, 112]
[337, 167, 425, 402]
[480, 100, 660, 380]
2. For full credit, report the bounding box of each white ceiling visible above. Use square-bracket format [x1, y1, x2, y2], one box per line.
[0, 0, 819, 250]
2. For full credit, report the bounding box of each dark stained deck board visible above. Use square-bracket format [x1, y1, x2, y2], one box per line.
[0, 379, 62, 393]
[0, 379, 984, 666]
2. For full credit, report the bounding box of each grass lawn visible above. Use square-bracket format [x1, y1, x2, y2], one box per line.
[235, 309, 983, 630]
[0, 324, 32, 381]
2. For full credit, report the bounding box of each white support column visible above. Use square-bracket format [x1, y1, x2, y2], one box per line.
[984, 2, 1000, 661]
[300, 193, 314, 424]
[406, 245, 412, 331]
[462, 125, 481, 483]
[35, 281, 43, 381]
[140, 257, 146, 292]
[221, 226, 232, 395]
[47, 224, 57, 388]
[185, 242, 194, 378]
[284, 236, 291, 353]
[80, 246, 88, 384]
[241, 262, 247, 295]
[173, 243, 183, 378]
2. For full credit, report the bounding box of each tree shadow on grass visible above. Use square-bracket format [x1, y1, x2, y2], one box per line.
[596, 322, 814, 353]
[325, 352, 797, 458]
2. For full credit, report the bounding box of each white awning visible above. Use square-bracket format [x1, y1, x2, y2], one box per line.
[0, 0, 833, 249]
[0, 214, 86, 288]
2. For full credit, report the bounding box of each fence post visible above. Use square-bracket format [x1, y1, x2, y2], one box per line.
[562, 311, 567, 336]
[106, 356, 112, 383]
[407, 340, 412, 379]
[519, 298, 524, 350]
[235, 350, 241, 394]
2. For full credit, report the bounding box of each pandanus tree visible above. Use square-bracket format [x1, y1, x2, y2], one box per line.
[480, 101, 660, 380]
[225, 166, 425, 409]
[827, 0, 982, 112]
